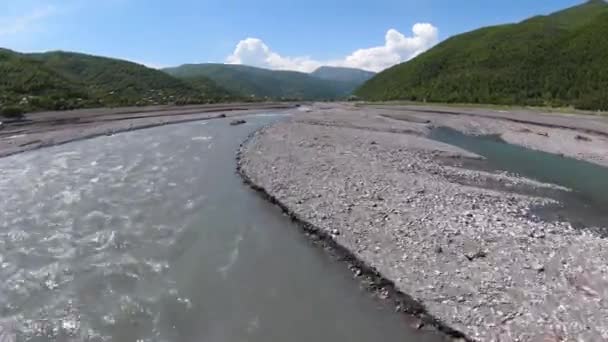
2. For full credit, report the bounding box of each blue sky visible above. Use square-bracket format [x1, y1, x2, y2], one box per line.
[0, 0, 586, 71]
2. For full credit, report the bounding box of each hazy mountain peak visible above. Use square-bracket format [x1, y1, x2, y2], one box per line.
[310, 66, 376, 84]
[163, 63, 359, 100]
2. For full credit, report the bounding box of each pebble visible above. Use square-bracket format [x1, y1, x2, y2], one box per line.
[239, 112, 608, 341]
[230, 119, 247, 126]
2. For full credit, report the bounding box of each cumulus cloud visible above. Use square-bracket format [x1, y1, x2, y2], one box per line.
[226, 23, 439, 72]
[226, 38, 322, 72]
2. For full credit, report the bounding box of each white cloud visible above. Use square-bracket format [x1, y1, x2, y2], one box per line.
[226, 23, 439, 73]
[0, 5, 56, 37]
[226, 38, 322, 73]
[342, 24, 439, 72]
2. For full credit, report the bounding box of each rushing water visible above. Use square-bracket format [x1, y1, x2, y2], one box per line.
[430, 127, 608, 232]
[0, 115, 446, 342]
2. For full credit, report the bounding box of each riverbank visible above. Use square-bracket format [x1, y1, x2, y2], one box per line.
[4, 102, 608, 340]
[366, 103, 608, 167]
[238, 103, 608, 341]
[1, 113, 455, 342]
[360, 101, 608, 117]
[0, 102, 295, 158]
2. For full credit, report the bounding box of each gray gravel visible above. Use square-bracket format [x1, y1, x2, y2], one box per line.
[0, 103, 293, 158]
[238, 107, 608, 341]
[373, 105, 608, 167]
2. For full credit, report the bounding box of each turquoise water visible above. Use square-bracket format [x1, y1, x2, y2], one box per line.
[430, 127, 608, 232]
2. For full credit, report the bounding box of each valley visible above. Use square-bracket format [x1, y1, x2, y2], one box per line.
[2, 1, 608, 341]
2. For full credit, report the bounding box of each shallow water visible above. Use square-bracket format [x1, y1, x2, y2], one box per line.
[0, 115, 445, 341]
[430, 127, 608, 232]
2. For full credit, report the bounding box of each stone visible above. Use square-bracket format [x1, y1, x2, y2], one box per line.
[238, 110, 608, 341]
[230, 119, 247, 126]
[412, 320, 425, 330]
[575, 134, 592, 142]
[465, 250, 488, 261]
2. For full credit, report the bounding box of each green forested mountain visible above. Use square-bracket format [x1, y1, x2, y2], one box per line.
[310, 66, 375, 84]
[0, 49, 231, 115]
[356, 0, 608, 110]
[0, 49, 93, 114]
[30, 51, 232, 105]
[163, 63, 355, 100]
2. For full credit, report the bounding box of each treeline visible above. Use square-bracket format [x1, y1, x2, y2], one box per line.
[0, 49, 233, 117]
[163, 63, 364, 100]
[356, 0, 608, 111]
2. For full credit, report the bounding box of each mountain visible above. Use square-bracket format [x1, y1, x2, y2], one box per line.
[356, 0, 608, 111]
[0, 49, 93, 115]
[0, 49, 232, 116]
[163, 63, 355, 100]
[311, 66, 375, 84]
[30, 51, 233, 105]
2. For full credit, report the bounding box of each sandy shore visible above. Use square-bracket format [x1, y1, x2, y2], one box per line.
[0, 102, 294, 158]
[239, 103, 608, 341]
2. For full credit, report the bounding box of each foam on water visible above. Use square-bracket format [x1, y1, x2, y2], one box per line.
[191, 136, 213, 141]
[0, 115, 446, 342]
[0, 124, 208, 340]
[218, 229, 245, 278]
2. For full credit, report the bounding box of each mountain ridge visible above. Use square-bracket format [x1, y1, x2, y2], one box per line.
[356, 0, 608, 110]
[163, 63, 369, 100]
[0, 49, 232, 115]
[310, 66, 375, 84]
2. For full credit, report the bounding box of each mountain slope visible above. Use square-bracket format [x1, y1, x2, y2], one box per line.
[356, 0, 608, 110]
[29, 51, 232, 106]
[1, 49, 232, 115]
[311, 66, 375, 84]
[0, 49, 93, 114]
[164, 63, 353, 100]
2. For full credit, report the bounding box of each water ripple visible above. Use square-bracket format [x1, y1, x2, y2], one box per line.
[0, 122, 213, 340]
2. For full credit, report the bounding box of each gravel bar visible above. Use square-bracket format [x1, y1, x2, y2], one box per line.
[238, 108, 608, 341]
[373, 105, 608, 167]
[0, 103, 294, 158]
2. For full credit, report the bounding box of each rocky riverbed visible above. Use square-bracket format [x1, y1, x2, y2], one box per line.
[370, 104, 608, 167]
[238, 104, 608, 341]
[0, 103, 293, 158]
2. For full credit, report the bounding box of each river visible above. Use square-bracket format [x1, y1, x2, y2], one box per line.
[430, 126, 608, 233]
[0, 115, 446, 341]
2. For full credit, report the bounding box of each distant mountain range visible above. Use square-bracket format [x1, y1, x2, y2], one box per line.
[0, 49, 231, 115]
[356, 0, 608, 111]
[0, 48, 375, 116]
[163, 64, 375, 100]
[12, 1, 608, 116]
[310, 66, 375, 84]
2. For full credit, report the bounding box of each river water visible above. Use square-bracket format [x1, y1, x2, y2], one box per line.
[0, 115, 446, 341]
[430, 127, 608, 233]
